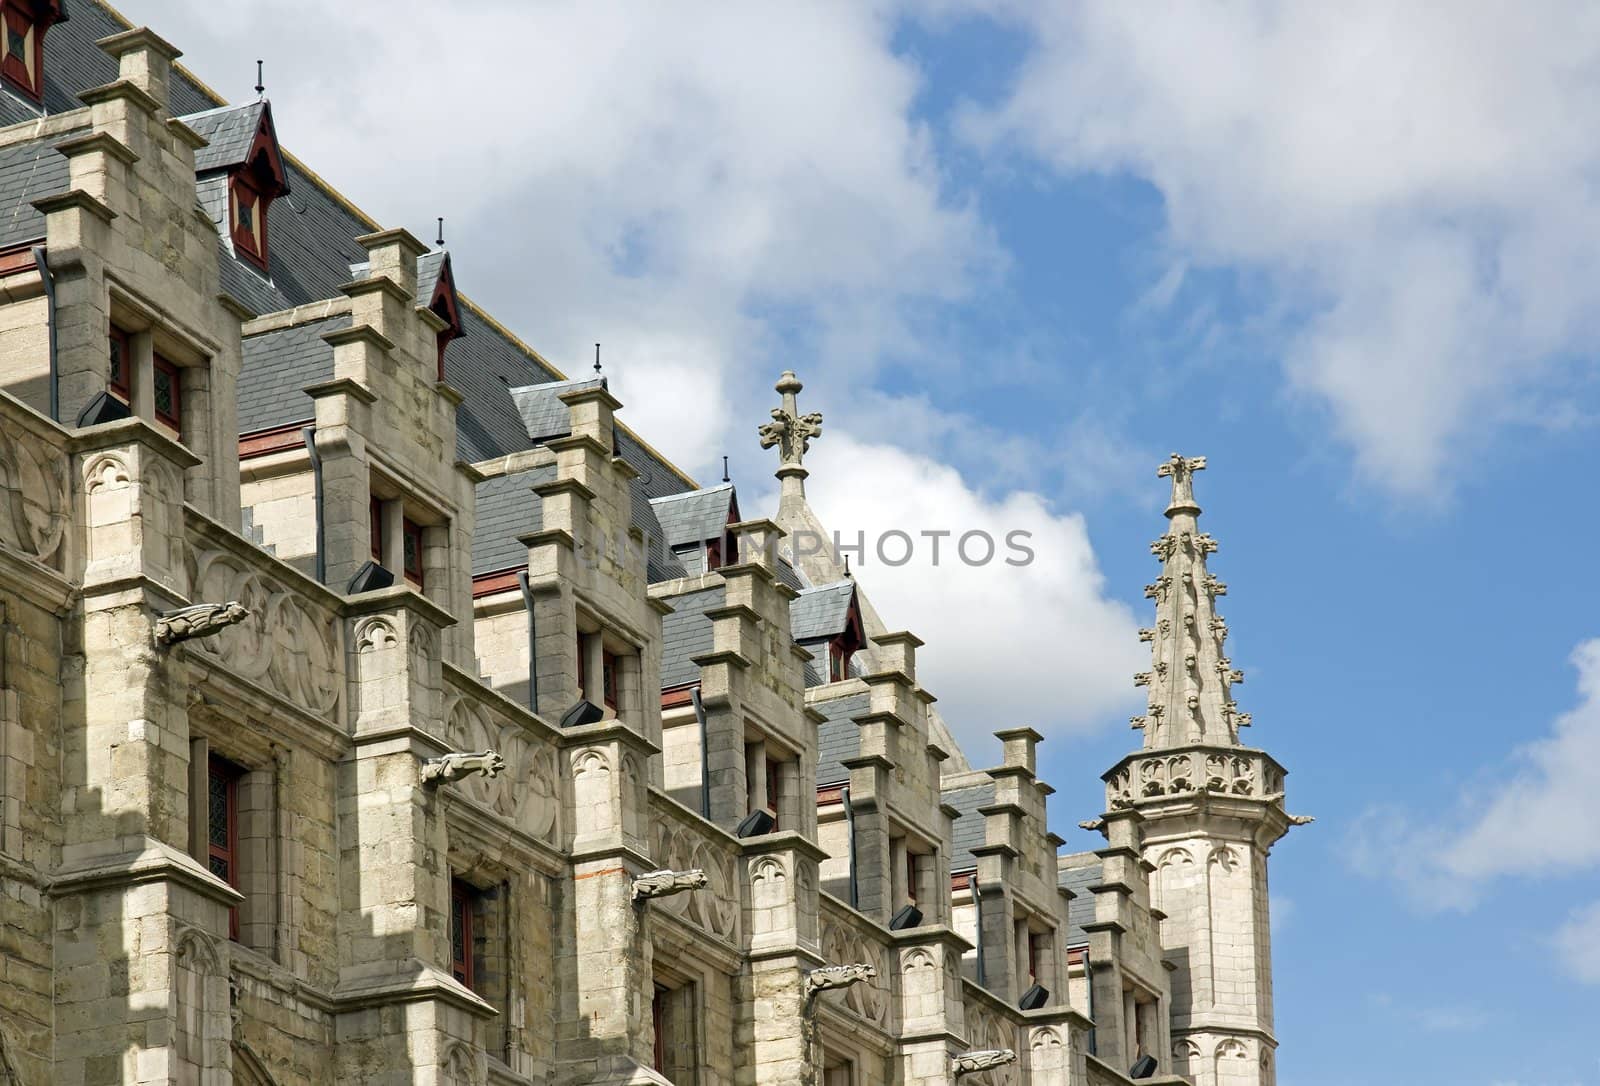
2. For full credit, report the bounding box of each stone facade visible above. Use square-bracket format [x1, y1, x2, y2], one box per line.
[0, 9, 1301, 1086]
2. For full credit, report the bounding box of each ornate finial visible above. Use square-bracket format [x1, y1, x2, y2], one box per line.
[758, 370, 823, 473]
[436, 217, 445, 247]
[254, 60, 264, 98]
[421, 750, 505, 787]
[1157, 452, 1207, 516]
[593, 343, 602, 376]
[721, 455, 730, 483]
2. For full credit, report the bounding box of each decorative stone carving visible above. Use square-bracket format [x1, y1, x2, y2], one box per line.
[818, 910, 889, 1026]
[421, 749, 505, 787]
[0, 421, 68, 568]
[1078, 818, 1103, 832]
[1288, 814, 1316, 826]
[442, 694, 560, 842]
[1137, 627, 1155, 642]
[1150, 536, 1176, 561]
[1108, 748, 1270, 807]
[803, 963, 876, 999]
[650, 812, 739, 943]
[757, 370, 823, 468]
[188, 548, 342, 718]
[952, 1049, 1016, 1075]
[632, 868, 707, 901]
[1143, 576, 1171, 601]
[155, 601, 250, 646]
[1157, 452, 1206, 510]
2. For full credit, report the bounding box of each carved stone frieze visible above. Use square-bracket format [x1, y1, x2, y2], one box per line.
[0, 421, 68, 569]
[649, 812, 739, 943]
[186, 548, 342, 718]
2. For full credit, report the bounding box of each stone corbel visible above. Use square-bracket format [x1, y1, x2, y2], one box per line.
[154, 601, 249, 646]
[420, 750, 505, 787]
[952, 1049, 1017, 1076]
[630, 868, 707, 901]
[803, 962, 876, 1000]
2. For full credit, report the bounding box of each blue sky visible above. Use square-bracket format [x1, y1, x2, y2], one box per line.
[133, 2, 1600, 1081]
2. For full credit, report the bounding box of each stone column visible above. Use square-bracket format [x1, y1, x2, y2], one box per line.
[738, 833, 825, 1086]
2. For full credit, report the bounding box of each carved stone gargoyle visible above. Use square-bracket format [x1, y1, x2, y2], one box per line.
[631, 868, 707, 902]
[952, 1049, 1017, 1076]
[421, 750, 505, 787]
[804, 963, 876, 1000]
[154, 601, 249, 646]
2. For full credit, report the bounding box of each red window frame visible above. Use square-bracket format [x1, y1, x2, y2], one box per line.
[230, 170, 269, 271]
[765, 757, 781, 828]
[705, 538, 722, 571]
[401, 517, 424, 589]
[108, 324, 131, 401]
[652, 984, 667, 1071]
[207, 756, 241, 941]
[152, 353, 181, 432]
[601, 649, 618, 710]
[0, 2, 43, 103]
[449, 878, 475, 989]
[906, 851, 919, 904]
[828, 640, 854, 683]
[369, 498, 383, 562]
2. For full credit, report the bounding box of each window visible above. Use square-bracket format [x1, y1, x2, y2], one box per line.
[906, 850, 920, 904]
[108, 325, 131, 400]
[207, 756, 241, 940]
[229, 167, 272, 271]
[651, 977, 698, 1079]
[601, 649, 617, 710]
[369, 498, 383, 562]
[0, 0, 55, 103]
[705, 537, 722, 571]
[828, 640, 852, 683]
[153, 353, 181, 433]
[765, 757, 781, 828]
[450, 878, 475, 989]
[402, 517, 424, 589]
[577, 635, 619, 711]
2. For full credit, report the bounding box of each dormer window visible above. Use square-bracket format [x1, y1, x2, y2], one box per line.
[427, 254, 463, 381]
[229, 164, 273, 271]
[0, 1, 62, 104]
[401, 517, 425, 589]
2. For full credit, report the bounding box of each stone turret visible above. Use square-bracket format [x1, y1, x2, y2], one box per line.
[1100, 455, 1304, 1085]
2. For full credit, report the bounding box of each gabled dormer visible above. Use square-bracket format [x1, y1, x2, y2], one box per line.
[0, 0, 65, 104]
[418, 249, 464, 379]
[179, 100, 290, 273]
[791, 580, 865, 685]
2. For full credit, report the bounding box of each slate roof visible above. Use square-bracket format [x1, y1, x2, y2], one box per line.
[1057, 857, 1099, 947]
[0, 2, 216, 130]
[650, 484, 734, 551]
[660, 586, 724, 689]
[236, 314, 347, 433]
[790, 581, 855, 642]
[0, 128, 79, 247]
[813, 690, 869, 786]
[472, 465, 555, 576]
[181, 101, 265, 174]
[945, 779, 996, 873]
[509, 377, 606, 444]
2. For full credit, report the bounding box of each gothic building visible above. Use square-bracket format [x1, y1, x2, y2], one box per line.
[0, 6, 1302, 1085]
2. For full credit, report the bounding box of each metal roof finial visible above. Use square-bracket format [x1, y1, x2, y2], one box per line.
[594, 343, 602, 376]
[436, 217, 445, 247]
[722, 456, 730, 483]
[843, 555, 851, 577]
[254, 60, 264, 99]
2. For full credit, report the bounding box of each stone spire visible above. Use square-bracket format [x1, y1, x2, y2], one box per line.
[758, 370, 822, 511]
[1131, 453, 1249, 748]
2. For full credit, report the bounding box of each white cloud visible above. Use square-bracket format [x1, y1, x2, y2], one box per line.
[961, 2, 1600, 496]
[800, 431, 1143, 753]
[125, 0, 998, 474]
[1347, 639, 1600, 981]
[1552, 900, 1600, 985]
